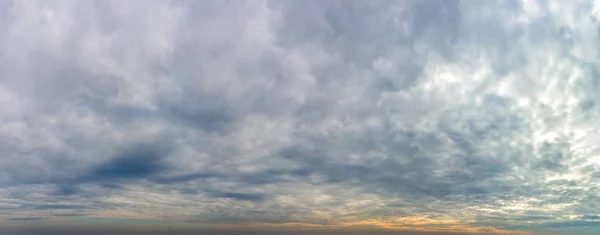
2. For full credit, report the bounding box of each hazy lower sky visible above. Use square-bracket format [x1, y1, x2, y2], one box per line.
[1, 0, 600, 234]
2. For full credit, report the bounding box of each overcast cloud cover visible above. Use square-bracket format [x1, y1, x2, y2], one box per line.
[1, 0, 600, 234]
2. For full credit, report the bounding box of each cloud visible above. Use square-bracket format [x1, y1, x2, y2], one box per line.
[52, 213, 84, 217]
[2, 0, 600, 234]
[84, 143, 170, 181]
[9, 217, 43, 221]
[212, 192, 266, 202]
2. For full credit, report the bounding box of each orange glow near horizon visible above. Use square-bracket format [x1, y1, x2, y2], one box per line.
[197, 220, 532, 235]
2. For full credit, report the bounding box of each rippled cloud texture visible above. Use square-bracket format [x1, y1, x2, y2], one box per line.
[1, 0, 600, 234]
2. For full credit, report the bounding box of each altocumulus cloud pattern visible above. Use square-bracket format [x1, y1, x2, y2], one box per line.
[1, 0, 600, 235]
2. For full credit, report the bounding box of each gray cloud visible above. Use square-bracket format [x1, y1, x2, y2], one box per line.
[1, 0, 600, 234]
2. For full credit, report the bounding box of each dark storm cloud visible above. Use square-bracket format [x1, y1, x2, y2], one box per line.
[86, 145, 169, 181]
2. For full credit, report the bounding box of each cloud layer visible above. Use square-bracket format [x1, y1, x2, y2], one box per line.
[1, 0, 600, 234]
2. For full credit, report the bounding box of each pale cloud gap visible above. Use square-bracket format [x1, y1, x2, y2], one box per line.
[1, 0, 600, 234]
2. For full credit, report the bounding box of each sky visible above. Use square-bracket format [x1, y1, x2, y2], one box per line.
[1, 0, 600, 234]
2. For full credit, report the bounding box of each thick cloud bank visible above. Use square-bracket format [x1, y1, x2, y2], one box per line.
[1, 0, 600, 234]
